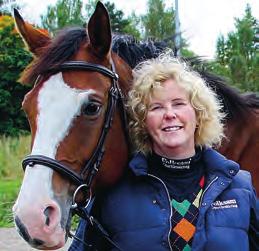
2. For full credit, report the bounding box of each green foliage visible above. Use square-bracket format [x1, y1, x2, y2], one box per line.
[0, 135, 80, 229]
[41, 0, 140, 38]
[104, 1, 140, 37]
[0, 135, 29, 227]
[181, 47, 196, 58]
[123, 13, 141, 40]
[0, 135, 30, 179]
[104, 1, 130, 32]
[0, 15, 31, 136]
[84, 0, 98, 20]
[142, 0, 175, 41]
[215, 4, 258, 91]
[0, 179, 21, 227]
[41, 0, 85, 33]
[0, 0, 19, 15]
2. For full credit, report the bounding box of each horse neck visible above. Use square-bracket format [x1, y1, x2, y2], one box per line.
[218, 109, 259, 194]
[218, 111, 256, 161]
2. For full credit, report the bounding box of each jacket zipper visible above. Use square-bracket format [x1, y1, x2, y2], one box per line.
[148, 174, 173, 251]
[199, 176, 219, 207]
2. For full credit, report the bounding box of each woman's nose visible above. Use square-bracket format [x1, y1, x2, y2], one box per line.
[164, 108, 176, 119]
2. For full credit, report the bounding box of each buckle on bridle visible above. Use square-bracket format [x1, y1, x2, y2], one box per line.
[71, 184, 92, 210]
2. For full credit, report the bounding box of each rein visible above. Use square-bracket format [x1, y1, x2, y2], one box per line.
[22, 60, 126, 251]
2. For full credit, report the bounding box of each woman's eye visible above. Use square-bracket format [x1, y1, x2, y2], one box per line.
[82, 102, 101, 116]
[149, 105, 162, 111]
[174, 102, 185, 106]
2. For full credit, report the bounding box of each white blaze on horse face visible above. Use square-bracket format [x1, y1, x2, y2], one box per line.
[14, 72, 94, 222]
[33, 72, 93, 157]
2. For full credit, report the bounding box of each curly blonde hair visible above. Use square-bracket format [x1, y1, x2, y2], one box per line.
[127, 52, 225, 155]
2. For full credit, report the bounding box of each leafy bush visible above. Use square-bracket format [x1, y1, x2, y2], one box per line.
[0, 15, 32, 136]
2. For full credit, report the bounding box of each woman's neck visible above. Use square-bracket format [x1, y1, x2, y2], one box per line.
[153, 146, 196, 159]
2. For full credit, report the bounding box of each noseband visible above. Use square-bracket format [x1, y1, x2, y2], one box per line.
[22, 59, 126, 188]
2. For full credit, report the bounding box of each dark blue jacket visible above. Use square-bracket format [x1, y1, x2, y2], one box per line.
[69, 148, 259, 251]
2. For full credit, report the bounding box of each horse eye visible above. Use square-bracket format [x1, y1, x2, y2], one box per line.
[82, 102, 101, 116]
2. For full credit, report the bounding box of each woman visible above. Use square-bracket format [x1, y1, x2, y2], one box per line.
[69, 53, 259, 251]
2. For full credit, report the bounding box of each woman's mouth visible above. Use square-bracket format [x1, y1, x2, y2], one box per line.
[162, 126, 183, 132]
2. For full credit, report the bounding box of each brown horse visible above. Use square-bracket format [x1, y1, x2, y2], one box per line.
[198, 72, 259, 192]
[12, 1, 259, 250]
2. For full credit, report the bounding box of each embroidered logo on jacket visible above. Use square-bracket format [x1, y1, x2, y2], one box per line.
[211, 199, 238, 210]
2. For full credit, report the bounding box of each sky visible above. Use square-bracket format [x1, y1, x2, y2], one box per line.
[14, 0, 259, 59]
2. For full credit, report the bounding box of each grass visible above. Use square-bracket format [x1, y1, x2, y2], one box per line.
[0, 135, 30, 227]
[0, 135, 79, 229]
[0, 179, 22, 227]
[0, 178, 79, 229]
[0, 135, 31, 179]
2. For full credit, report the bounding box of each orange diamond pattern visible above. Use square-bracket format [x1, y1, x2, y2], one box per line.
[173, 218, 196, 242]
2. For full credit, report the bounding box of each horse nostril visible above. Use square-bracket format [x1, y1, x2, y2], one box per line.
[44, 207, 51, 226]
[43, 205, 57, 226]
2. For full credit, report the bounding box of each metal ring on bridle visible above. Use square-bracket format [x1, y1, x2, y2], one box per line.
[71, 184, 90, 209]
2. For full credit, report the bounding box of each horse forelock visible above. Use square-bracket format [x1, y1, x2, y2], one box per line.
[20, 28, 88, 85]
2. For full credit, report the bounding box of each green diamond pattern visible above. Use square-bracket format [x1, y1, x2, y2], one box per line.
[171, 199, 191, 217]
[183, 243, 191, 251]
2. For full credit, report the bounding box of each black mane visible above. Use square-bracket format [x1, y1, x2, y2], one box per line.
[20, 28, 88, 84]
[112, 34, 167, 68]
[198, 70, 258, 120]
[20, 27, 259, 122]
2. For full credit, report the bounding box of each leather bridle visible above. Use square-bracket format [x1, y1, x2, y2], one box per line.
[22, 60, 126, 188]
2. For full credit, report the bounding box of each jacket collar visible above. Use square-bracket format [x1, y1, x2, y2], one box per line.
[128, 152, 148, 176]
[202, 148, 239, 179]
[129, 148, 240, 179]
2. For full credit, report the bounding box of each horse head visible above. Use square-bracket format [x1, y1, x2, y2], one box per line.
[12, 2, 131, 249]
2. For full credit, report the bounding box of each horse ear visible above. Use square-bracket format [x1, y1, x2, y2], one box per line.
[87, 1, 111, 57]
[13, 8, 50, 56]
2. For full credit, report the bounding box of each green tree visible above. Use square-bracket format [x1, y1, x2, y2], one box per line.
[215, 4, 258, 91]
[123, 12, 141, 39]
[142, 0, 175, 41]
[105, 1, 140, 38]
[42, 0, 140, 38]
[140, 0, 194, 55]
[84, 0, 98, 20]
[0, 15, 31, 135]
[41, 0, 84, 34]
[0, 0, 19, 15]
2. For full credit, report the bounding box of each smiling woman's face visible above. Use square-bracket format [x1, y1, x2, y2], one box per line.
[145, 78, 197, 159]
